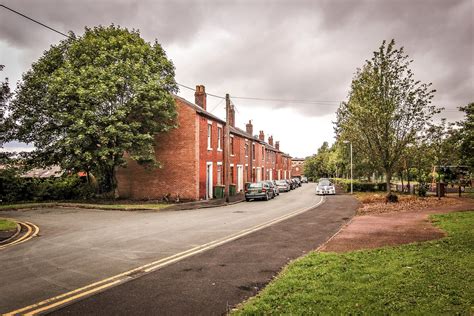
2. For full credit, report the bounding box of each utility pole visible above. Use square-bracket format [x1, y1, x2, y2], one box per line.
[224, 94, 231, 203]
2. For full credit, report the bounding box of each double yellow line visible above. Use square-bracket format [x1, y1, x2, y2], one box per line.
[0, 220, 39, 250]
[5, 197, 325, 315]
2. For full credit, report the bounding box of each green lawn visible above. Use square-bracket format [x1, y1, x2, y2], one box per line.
[235, 211, 474, 315]
[0, 219, 17, 231]
[0, 202, 170, 211]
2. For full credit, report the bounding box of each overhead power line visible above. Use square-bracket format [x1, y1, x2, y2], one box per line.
[230, 96, 341, 104]
[0, 4, 71, 38]
[177, 83, 225, 100]
[0, 4, 343, 107]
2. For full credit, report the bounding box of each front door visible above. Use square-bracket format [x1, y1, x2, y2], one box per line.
[237, 165, 243, 192]
[206, 162, 213, 199]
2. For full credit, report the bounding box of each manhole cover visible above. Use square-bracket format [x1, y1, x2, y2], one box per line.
[233, 211, 245, 213]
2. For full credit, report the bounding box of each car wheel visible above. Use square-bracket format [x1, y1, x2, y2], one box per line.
[246, 198, 250, 202]
[264, 193, 269, 201]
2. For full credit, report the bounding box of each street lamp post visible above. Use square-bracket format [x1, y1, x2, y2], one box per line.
[343, 141, 353, 194]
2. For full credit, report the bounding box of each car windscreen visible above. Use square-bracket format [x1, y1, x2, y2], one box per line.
[249, 183, 263, 188]
[318, 180, 331, 186]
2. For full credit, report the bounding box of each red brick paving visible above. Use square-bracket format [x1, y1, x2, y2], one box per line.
[319, 199, 474, 253]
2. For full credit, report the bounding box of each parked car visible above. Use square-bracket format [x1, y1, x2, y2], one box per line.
[245, 182, 274, 201]
[286, 179, 295, 190]
[265, 180, 279, 196]
[316, 179, 336, 195]
[293, 178, 302, 187]
[301, 176, 308, 183]
[275, 180, 290, 192]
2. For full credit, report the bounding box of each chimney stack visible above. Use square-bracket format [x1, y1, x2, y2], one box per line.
[229, 104, 235, 127]
[246, 120, 253, 135]
[275, 141, 280, 150]
[268, 136, 274, 146]
[259, 130, 265, 141]
[194, 85, 207, 110]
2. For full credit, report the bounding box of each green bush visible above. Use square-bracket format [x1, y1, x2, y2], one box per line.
[335, 179, 387, 192]
[0, 170, 95, 203]
[385, 193, 399, 203]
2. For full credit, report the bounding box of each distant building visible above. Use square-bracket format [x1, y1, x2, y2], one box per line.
[291, 158, 305, 178]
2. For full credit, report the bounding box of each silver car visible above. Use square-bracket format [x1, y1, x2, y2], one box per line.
[275, 180, 290, 192]
[316, 179, 336, 195]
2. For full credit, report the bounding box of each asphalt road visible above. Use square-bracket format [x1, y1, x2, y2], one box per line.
[0, 183, 334, 314]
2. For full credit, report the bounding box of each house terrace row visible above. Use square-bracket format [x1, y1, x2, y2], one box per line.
[116, 85, 292, 201]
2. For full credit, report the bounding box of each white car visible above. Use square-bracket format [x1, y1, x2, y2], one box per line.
[316, 179, 336, 195]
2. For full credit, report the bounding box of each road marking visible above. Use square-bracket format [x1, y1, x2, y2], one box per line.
[0, 221, 39, 250]
[5, 196, 325, 315]
[22, 280, 123, 316]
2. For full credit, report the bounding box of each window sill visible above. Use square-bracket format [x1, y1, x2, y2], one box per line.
[207, 147, 213, 151]
[217, 148, 223, 152]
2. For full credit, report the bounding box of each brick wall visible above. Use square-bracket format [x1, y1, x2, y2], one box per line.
[116, 98, 199, 200]
[198, 117, 224, 198]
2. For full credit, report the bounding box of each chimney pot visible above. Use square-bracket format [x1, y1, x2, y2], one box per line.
[246, 120, 253, 135]
[229, 104, 235, 127]
[194, 85, 207, 110]
[275, 141, 280, 150]
[259, 130, 265, 141]
[268, 135, 274, 146]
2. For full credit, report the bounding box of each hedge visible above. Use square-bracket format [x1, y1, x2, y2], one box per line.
[0, 169, 95, 203]
[335, 179, 387, 192]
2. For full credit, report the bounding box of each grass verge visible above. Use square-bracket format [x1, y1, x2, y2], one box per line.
[234, 211, 474, 315]
[0, 218, 17, 231]
[0, 202, 170, 211]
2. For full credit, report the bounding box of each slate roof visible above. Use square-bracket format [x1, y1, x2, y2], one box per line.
[174, 95, 292, 157]
[21, 165, 63, 178]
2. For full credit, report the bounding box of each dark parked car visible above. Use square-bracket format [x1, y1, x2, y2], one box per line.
[275, 180, 290, 192]
[293, 178, 302, 187]
[245, 182, 274, 201]
[286, 179, 295, 190]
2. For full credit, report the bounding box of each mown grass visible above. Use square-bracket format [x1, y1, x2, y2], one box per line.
[235, 211, 474, 315]
[0, 202, 170, 211]
[0, 218, 17, 231]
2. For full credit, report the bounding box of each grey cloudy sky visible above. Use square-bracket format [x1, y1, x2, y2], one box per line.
[1, 0, 473, 157]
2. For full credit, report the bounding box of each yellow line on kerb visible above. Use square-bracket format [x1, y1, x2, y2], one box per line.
[0, 221, 39, 250]
[5, 197, 325, 315]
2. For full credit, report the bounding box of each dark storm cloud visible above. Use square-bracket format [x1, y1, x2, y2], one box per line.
[1, 0, 472, 120]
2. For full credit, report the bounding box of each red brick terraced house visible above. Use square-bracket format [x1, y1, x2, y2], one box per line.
[116, 85, 292, 201]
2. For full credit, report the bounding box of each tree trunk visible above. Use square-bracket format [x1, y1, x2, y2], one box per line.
[386, 169, 392, 193]
[111, 165, 119, 199]
[407, 168, 411, 194]
[400, 171, 404, 193]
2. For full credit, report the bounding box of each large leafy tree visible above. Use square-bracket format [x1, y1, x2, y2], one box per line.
[5, 25, 178, 194]
[335, 39, 439, 192]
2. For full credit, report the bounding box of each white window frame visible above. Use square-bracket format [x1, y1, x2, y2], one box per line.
[207, 122, 212, 151]
[217, 124, 223, 151]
